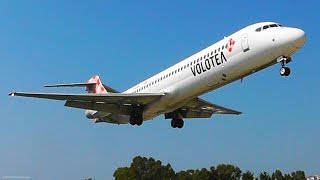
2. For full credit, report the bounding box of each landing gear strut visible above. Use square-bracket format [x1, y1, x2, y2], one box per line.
[129, 105, 143, 126]
[277, 56, 291, 76]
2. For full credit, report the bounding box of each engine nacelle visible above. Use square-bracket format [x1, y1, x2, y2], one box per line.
[85, 110, 110, 119]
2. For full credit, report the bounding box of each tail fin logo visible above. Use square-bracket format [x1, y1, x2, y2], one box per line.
[86, 75, 107, 94]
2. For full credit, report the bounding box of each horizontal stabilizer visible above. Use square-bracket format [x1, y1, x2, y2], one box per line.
[44, 82, 96, 88]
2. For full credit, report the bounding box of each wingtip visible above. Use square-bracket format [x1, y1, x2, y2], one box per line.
[9, 92, 15, 97]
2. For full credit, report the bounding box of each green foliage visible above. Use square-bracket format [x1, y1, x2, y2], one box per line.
[113, 156, 175, 180]
[242, 170, 255, 180]
[260, 172, 272, 180]
[214, 164, 242, 180]
[272, 169, 284, 180]
[113, 156, 307, 180]
[291, 170, 305, 180]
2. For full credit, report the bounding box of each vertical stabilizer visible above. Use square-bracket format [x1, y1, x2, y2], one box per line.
[86, 75, 107, 93]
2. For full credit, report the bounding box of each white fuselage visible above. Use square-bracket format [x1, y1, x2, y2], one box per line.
[104, 22, 305, 123]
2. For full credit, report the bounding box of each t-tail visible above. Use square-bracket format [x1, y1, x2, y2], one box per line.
[45, 75, 118, 123]
[86, 75, 107, 93]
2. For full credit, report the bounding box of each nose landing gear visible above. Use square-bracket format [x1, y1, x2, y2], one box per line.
[277, 56, 291, 76]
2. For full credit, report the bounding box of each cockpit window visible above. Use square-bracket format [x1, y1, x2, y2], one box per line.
[255, 23, 281, 32]
[270, 24, 277, 27]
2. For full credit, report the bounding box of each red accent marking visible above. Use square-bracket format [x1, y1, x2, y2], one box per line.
[228, 38, 236, 52]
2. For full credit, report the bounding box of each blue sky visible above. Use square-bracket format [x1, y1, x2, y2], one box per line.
[1, 1, 319, 179]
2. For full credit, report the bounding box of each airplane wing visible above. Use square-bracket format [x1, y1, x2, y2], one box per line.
[9, 92, 164, 105]
[180, 97, 241, 118]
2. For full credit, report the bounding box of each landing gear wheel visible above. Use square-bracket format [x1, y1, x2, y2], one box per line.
[130, 116, 136, 125]
[177, 119, 184, 129]
[130, 105, 144, 126]
[280, 67, 290, 76]
[278, 56, 291, 77]
[171, 118, 184, 128]
[130, 116, 143, 126]
[171, 119, 176, 128]
[136, 118, 143, 126]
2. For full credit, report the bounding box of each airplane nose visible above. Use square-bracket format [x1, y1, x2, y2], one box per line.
[290, 28, 306, 48]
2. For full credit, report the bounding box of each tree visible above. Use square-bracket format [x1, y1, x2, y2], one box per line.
[192, 168, 210, 180]
[175, 170, 193, 180]
[272, 169, 284, 180]
[291, 170, 305, 180]
[214, 164, 242, 180]
[260, 172, 272, 180]
[113, 167, 133, 180]
[113, 156, 307, 180]
[284, 173, 293, 180]
[242, 170, 254, 180]
[113, 156, 175, 180]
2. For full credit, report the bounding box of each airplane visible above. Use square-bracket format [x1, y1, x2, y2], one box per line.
[9, 22, 306, 128]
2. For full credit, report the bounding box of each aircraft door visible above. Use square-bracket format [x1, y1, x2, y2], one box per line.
[241, 33, 250, 52]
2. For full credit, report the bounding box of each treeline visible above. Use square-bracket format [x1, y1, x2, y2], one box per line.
[113, 156, 306, 180]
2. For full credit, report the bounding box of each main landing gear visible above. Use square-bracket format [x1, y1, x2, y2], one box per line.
[129, 105, 143, 126]
[171, 118, 184, 129]
[277, 56, 291, 77]
[165, 110, 185, 129]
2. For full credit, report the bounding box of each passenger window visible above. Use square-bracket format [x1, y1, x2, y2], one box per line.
[218, 47, 220, 51]
[211, 51, 213, 55]
[255, 27, 261, 32]
[187, 64, 189, 67]
[222, 45, 224, 50]
[214, 49, 217, 53]
[197, 59, 199, 62]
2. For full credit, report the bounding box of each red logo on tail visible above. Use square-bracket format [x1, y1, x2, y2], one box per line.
[86, 75, 107, 93]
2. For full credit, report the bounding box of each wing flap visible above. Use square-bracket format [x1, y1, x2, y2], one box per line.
[65, 100, 132, 115]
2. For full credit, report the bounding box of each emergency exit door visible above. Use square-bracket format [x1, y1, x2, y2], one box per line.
[241, 33, 249, 52]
